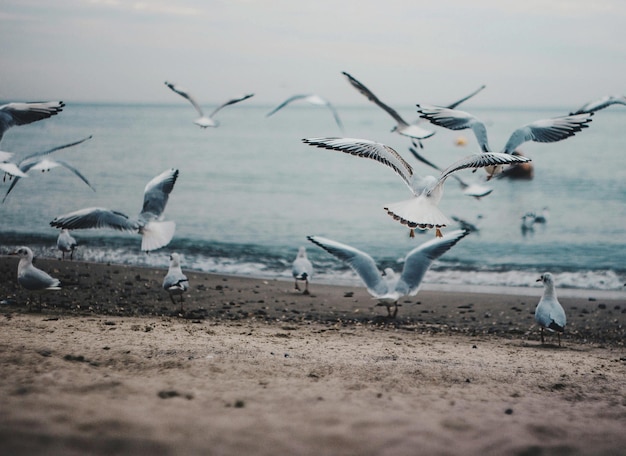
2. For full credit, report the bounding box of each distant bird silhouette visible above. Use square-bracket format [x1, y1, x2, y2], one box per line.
[56, 229, 78, 260]
[292, 246, 313, 294]
[569, 95, 626, 115]
[164, 81, 254, 128]
[303, 137, 529, 237]
[266, 94, 344, 131]
[162, 253, 189, 311]
[535, 273, 566, 346]
[0, 101, 64, 144]
[308, 230, 469, 318]
[50, 168, 179, 252]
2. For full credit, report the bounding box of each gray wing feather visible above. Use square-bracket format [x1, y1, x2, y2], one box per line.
[50, 207, 140, 232]
[141, 168, 179, 218]
[208, 94, 254, 118]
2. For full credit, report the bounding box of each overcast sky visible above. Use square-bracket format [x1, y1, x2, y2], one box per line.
[2, 0, 625, 108]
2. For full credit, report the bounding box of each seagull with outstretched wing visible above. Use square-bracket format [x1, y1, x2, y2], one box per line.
[0, 101, 65, 143]
[164, 81, 254, 128]
[302, 137, 530, 237]
[308, 229, 469, 317]
[50, 168, 179, 252]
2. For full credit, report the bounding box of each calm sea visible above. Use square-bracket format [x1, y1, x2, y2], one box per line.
[1, 102, 625, 297]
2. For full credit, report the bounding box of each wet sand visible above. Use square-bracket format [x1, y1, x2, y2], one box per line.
[1, 256, 625, 455]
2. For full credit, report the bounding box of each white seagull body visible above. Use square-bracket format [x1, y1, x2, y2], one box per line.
[308, 230, 469, 317]
[302, 137, 530, 237]
[11, 246, 61, 292]
[292, 246, 313, 294]
[164, 81, 254, 128]
[415, 104, 593, 177]
[57, 229, 78, 260]
[0, 101, 65, 144]
[162, 252, 189, 310]
[2, 135, 95, 203]
[50, 168, 179, 252]
[570, 95, 626, 115]
[267, 94, 344, 131]
[535, 273, 566, 346]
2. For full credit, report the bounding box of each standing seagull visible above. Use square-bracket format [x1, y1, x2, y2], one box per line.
[415, 104, 593, 178]
[569, 95, 626, 115]
[342, 71, 485, 146]
[57, 229, 77, 260]
[2, 135, 95, 203]
[308, 230, 469, 318]
[266, 94, 344, 131]
[50, 168, 179, 252]
[302, 137, 530, 237]
[0, 101, 65, 144]
[164, 81, 254, 128]
[292, 246, 313, 294]
[10, 246, 61, 308]
[534, 273, 567, 346]
[162, 253, 189, 312]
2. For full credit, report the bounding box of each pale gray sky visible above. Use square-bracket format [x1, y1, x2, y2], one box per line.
[2, 0, 625, 107]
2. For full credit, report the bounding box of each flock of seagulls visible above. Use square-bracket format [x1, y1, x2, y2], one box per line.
[3, 75, 624, 343]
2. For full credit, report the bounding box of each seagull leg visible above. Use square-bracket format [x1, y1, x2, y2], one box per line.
[169, 293, 177, 306]
[409, 229, 415, 238]
[557, 332, 561, 347]
[540, 327, 545, 344]
[294, 280, 300, 291]
[179, 294, 185, 313]
[392, 302, 398, 319]
[435, 228, 443, 238]
[303, 279, 310, 295]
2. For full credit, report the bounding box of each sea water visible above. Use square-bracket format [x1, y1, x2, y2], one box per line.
[1, 102, 624, 296]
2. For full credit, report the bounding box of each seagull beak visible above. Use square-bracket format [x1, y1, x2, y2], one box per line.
[536, 277, 542, 282]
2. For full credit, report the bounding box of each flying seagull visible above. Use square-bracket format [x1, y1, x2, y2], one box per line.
[162, 252, 189, 311]
[408, 141, 493, 199]
[2, 135, 95, 203]
[569, 95, 626, 115]
[164, 81, 254, 128]
[302, 137, 530, 237]
[0, 101, 65, 144]
[292, 246, 313, 294]
[50, 168, 179, 252]
[266, 94, 344, 131]
[308, 230, 469, 318]
[415, 104, 593, 178]
[534, 272, 566, 346]
[342, 71, 485, 146]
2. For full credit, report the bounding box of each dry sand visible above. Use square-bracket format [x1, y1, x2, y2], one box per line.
[0, 256, 625, 455]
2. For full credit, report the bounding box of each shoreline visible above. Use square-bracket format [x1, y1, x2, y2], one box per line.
[1, 255, 625, 455]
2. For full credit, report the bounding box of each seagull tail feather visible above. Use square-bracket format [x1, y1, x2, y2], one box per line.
[141, 220, 176, 252]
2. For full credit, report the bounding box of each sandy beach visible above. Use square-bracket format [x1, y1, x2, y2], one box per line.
[0, 255, 625, 455]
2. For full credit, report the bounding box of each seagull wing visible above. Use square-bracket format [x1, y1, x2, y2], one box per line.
[435, 152, 532, 188]
[570, 95, 626, 115]
[307, 235, 387, 297]
[502, 113, 594, 154]
[50, 207, 139, 232]
[0, 162, 27, 178]
[408, 144, 468, 189]
[140, 168, 179, 219]
[266, 94, 310, 117]
[396, 229, 469, 295]
[302, 137, 416, 192]
[342, 71, 408, 127]
[0, 101, 65, 141]
[445, 85, 486, 109]
[20, 135, 93, 162]
[416, 104, 490, 152]
[164, 81, 205, 117]
[208, 93, 254, 118]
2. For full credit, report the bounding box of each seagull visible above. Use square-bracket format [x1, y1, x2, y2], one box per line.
[56, 229, 78, 260]
[162, 252, 189, 311]
[0, 151, 28, 179]
[266, 94, 344, 131]
[415, 104, 594, 178]
[164, 81, 254, 128]
[521, 213, 536, 235]
[342, 71, 485, 146]
[535, 273, 566, 346]
[532, 207, 550, 224]
[308, 230, 469, 318]
[0, 101, 65, 144]
[569, 95, 626, 115]
[10, 246, 61, 308]
[292, 246, 313, 294]
[451, 214, 483, 233]
[408, 141, 493, 199]
[302, 137, 530, 237]
[2, 135, 95, 203]
[50, 168, 179, 252]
